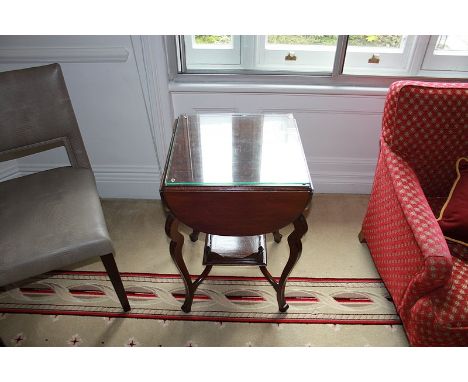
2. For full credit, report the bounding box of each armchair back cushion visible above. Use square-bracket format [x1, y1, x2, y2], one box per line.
[382, 81, 468, 197]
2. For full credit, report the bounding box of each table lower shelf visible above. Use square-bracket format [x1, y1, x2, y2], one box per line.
[203, 234, 267, 266]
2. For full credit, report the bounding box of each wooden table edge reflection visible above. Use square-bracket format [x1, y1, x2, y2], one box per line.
[160, 114, 313, 313]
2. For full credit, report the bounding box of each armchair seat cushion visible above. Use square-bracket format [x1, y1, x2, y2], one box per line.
[0, 167, 113, 286]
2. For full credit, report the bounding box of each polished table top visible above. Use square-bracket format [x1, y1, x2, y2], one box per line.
[164, 114, 312, 188]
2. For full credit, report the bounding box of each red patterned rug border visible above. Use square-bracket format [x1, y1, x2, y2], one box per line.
[0, 307, 401, 325]
[1, 271, 402, 325]
[49, 270, 384, 283]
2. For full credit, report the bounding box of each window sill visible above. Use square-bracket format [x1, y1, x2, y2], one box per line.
[168, 81, 389, 96]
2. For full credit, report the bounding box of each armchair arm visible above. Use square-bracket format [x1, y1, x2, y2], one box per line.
[363, 141, 453, 313]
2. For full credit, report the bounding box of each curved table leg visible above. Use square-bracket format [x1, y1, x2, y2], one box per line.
[165, 215, 212, 313]
[261, 214, 308, 312]
[278, 214, 308, 311]
[189, 229, 200, 242]
[272, 230, 283, 243]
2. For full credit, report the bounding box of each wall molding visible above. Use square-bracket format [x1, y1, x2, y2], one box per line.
[193, 107, 238, 114]
[0, 47, 129, 63]
[261, 108, 383, 116]
[1, 156, 376, 197]
[131, 36, 175, 173]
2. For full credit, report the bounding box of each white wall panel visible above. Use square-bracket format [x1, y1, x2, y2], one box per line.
[0, 36, 162, 198]
[172, 92, 385, 193]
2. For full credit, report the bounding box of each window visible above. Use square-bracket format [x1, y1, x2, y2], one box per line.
[184, 35, 241, 68]
[257, 35, 339, 73]
[178, 35, 468, 79]
[343, 35, 417, 75]
[421, 35, 468, 72]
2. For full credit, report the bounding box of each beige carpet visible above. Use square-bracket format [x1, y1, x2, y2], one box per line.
[0, 194, 409, 346]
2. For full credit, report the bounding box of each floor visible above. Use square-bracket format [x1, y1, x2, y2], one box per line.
[0, 194, 410, 346]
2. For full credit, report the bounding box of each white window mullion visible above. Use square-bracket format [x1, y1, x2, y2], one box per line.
[240, 35, 256, 70]
[406, 35, 431, 76]
[332, 35, 349, 77]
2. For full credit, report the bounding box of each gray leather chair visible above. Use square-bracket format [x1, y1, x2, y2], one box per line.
[0, 64, 130, 312]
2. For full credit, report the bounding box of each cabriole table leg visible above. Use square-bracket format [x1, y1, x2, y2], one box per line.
[278, 214, 308, 312]
[165, 214, 193, 312]
[260, 215, 308, 312]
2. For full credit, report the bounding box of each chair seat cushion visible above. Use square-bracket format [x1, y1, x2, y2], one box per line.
[0, 167, 113, 286]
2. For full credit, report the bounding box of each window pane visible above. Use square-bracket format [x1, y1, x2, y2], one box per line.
[348, 35, 404, 49]
[421, 35, 468, 73]
[193, 35, 233, 49]
[435, 35, 468, 55]
[259, 35, 338, 73]
[183, 35, 241, 69]
[267, 35, 338, 47]
[343, 35, 414, 76]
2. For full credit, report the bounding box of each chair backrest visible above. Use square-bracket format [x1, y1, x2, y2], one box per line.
[382, 80, 468, 197]
[0, 63, 90, 169]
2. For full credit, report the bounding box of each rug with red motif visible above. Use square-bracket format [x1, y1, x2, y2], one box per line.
[0, 271, 401, 325]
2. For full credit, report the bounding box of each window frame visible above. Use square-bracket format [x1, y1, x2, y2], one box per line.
[167, 35, 468, 89]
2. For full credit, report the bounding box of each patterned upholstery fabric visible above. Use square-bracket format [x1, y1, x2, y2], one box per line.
[362, 81, 468, 346]
[427, 197, 448, 217]
[405, 257, 468, 346]
[428, 197, 468, 261]
[447, 241, 468, 261]
[382, 81, 468, 197]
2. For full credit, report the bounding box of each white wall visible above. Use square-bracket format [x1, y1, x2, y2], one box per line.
[0, 35, 167, 198]
[171, 89, 385, 193]
[0, 35, 386, 197]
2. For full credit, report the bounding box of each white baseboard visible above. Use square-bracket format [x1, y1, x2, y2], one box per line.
[307, 156, 376, 194]
[0, 156, 377, 198]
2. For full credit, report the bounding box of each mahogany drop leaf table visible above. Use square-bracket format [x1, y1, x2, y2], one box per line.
[160, 114, 313, 313]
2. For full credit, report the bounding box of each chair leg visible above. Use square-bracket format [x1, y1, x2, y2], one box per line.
[358, 229, 367, 243]
[101, 253, 131, 312]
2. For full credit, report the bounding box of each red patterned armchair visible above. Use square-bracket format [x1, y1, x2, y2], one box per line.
[360, 81, 468, 346]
